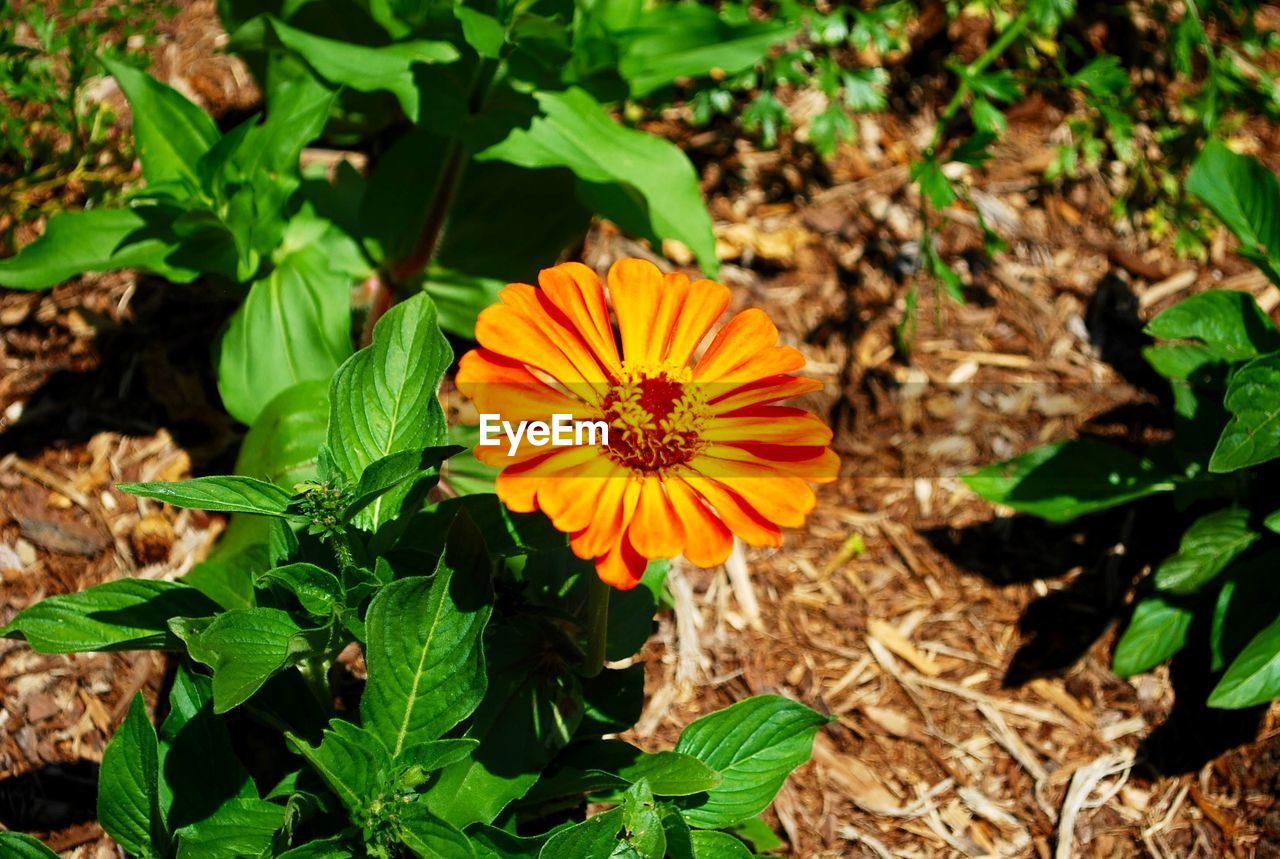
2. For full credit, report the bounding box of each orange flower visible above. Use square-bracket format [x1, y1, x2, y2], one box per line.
[456, 258, 838, 590]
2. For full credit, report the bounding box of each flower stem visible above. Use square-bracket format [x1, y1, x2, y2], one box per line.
[582, 574, 611, 678]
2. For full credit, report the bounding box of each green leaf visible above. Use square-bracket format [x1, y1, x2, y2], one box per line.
[1112, 596, 1194, 676]
[1187, 140, 1280, 285]
[1211, 551, 1280, 671]
[963, 440, 1176, 522]
[1, 579, 216, 653]
[0, 834, 60, 859]
[217, 234, 356, 426]
[724, 817, 784, 853]
[687, 830, 753, 858]
[174, 798, 286, 859]
[183, 542, 268, 611]
[620, 779, 665, 858]
[258, 563, 343, 618]
[265, 17, 458, 122]
[673, 696, 828, 828]
[276, 836, 359, 858]
[477, 87, 718, 275]
[395, 802, 476, 859]
[160, 668, 255, 829]
[468, 825, 547, 859]
[524, 742, 720, 807]
[537, 808, 623, 859]
[1153, 507, 1259, 595]
[326, 292, 452, 529]
[399, 738, 480, 773]
[1145, 290, 1280, 362]
[345, 446, 462, 528]
[119, 476, 294, 517]
[289, 720, 389, 811]
[99, 694, 166, 859]
[0, 205, 207, 290]
[1267, 510, 1280, 533]
[428, 618, 582, 828]
[617, 6, 797, 97]
[1210, 613, 1280, 708]
[172, 608, 310, 712]
[361, 515, 494, 756]
[235, 380, 331, 488]
[101, 55, 219, 187]
[910, 158, 954, 209]
[1211, 353, 1280, 472]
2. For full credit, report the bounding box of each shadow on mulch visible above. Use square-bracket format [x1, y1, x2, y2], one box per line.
[0, 760, 99, 833]
[0, 277, 238, 467]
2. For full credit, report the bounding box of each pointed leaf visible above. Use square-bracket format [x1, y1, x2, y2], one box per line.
[1112, 595, 1193, 676]
[0, 834, 60, 859]
[1145, 290, 1280, 361]
[172, 609, 309, 712]
[1210, 613, 1280, 708]
[119, 476, 294, 516]
[174, 798, 286, 859]
[99, 694, 166, 858]
[1153, 507, 1258, 595]
[1210, 353, 1280, 472]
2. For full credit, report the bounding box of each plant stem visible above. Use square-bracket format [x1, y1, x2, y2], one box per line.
[581, 574, 611, 678]
[927, 10, 1032, 155]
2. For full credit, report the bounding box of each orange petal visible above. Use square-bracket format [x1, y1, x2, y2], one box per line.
[570, 475, 641, 560]
[493, 446, 600, 511]
[458, 349, 595, 423]
[475, 291, 596, 392]
[497, 284, 613, 395]
[678, 473, 782, 548]
[688, 460, 815, 528]
[627, 476, 685, 558]
[693, 308, 779, 382]
[700, 443, 840, 483]
[703, 408, 834, 446]
[538, 263, 621, 373]
[595, 534, 648, 590]
[608, 258, 665, 365]
[537, 457, 630, 534]
[704, 346, 806, 386]
[665, 478, 734, 567]
[666, 278, 730, 367]
[707, 375, 823, 414]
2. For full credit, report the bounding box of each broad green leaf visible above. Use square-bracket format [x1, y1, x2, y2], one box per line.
[345, 446, 462, 528]
[1210, 614, 1280, 708]
[537, 808, 623, 859]
[688, 830, 753, 859]
[621, 779, 665, 859]
[358, 125, 452, 266]
[1210, 353, 1280, 472]
[911, 158, 954, 209]
[1112, 596, 1194, 676]
[1145, 290, 1280, 362]
[1211, 551, 1280, 671]
[174, 798, 286, 859]
[673, 695, 828, 828]
[468, 825, 547, 859]
[1187, 140, 1280, 285]
[617, 5, 797, 96]
[428, 618, 582, 828]
[326, 292, 451, 529]
[160, 668, 255, 830]
[0, 206, 207, 290]
[528, 740, 721, 804]
[406, 494, 566, 560]
[101, 55, 219, 187]
[361, 515, 494, 756]
[258, 563, 343, 618]
[963, 439, 1177, 522]
[1153, 507, 1258, 595]
[725, 817, 784, 853]
[172, 608, 310, 712]
[399, 738, 480, 774]
[99, 694, 166, 859]
[265, 17, 458, 122]
[119, 476, 294, 516]
[0, 579, 216, 653]
[477, 87, 718, 275]
[235, 380, 330, 488]
[217, 234, 356, 426]
[0, 834, 60, 858]
[395, 802, 476, 859]
[1268, 510, 1280, 533]
[289, 720, 389, 811]
[183, 542, 268, 611]
[276, 836, 359, 858]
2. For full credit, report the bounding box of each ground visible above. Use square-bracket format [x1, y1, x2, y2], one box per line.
[2, 2, 1280, 857]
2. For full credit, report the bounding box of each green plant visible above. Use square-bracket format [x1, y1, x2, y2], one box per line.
[965, 140, 1280, 709]
[0, 290, 828, 858]
[0, 0, 170, 251]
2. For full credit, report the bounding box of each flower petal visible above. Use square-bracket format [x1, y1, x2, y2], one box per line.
[570, 475, 641, 560]
[702, 408, 834, 446]
[693, 308, 780, 382]
[607, 258, 666, 365]
[707, 375, 823, 414]
[458, 349, 595, 423]
[666, 278, 731, 367]
[595, 533, 648, 590]
[678, 473, 783, 548]
[665, 478, 734, 567]
[538, 263, 622, 372]
[627, 476, 684, 558]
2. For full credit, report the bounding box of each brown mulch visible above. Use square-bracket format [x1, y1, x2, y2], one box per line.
[5, 3, 1280, 857]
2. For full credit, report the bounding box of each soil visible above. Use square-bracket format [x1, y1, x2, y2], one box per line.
[3, 2, 1280, 857]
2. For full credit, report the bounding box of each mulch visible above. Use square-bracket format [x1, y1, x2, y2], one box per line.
[3, 2, 1280, 856]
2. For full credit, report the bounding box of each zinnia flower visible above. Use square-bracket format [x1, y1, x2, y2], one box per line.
[457, 258, 838, 589]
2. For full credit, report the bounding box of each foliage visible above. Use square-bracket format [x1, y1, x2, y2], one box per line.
[0, 290, 827, 857]
[0, 0, 171, 252]
[966, 142, 1280, 710]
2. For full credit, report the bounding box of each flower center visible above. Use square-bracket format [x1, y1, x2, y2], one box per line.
[600, 363, 707, 472]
